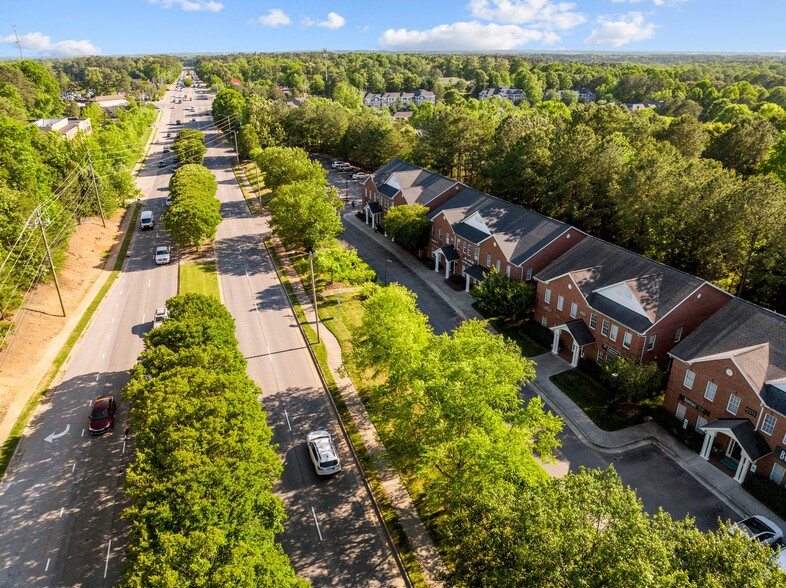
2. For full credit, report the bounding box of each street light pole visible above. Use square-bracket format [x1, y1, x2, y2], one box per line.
[384, 259, 392, 286]
[310, 251, 320, 344]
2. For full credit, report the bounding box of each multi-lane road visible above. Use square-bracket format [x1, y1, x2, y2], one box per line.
[0, 78, 405, 587]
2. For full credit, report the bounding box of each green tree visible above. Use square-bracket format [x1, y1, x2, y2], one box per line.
[164, 164, 221, 249]
[253, 146, 326, 193]
[313, 241, 376, 285]
[381, 203, 430, 250]
[268, 179, 343, 251]
[471, 268, 535, 319]
[211, 87, 246, 131]
[332, 81, 363, 111]
[173, 128, 206, 165]
[600, 355, 664, 404]
[706, 116, 780, 175]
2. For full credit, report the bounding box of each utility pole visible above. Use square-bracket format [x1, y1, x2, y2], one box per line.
[233, 130, 240, 166]
[34, 209, 66, 317]
[309, 251, 320, 344]
[323, 49, 328, 85]
[87, 151, 107, 228]
[12, 26, 23, 59]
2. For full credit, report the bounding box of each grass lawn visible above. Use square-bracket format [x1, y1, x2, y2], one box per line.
[486, 317, 545, 357]
[318, 290, 364, 356]
[241, 161, 273, 206]
[179, 260, 220, 298]
[550, 370, 656, 431]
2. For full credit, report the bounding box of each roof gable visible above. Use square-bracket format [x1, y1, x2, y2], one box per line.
[463, 211, 491, 236]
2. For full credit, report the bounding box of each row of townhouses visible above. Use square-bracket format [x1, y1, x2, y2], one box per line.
[359, 158, 786, 489]
[363, 90, 436, 109]
[479, 86, 598, 103]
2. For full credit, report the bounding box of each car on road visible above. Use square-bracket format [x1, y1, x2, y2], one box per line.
[331, 160, 346, 169]
[352, 172, 369, 180]
[306, 431, 341, 475]
[166, 132, 171, 138]
[155, 245, 170, 265]
[171, 163, 180, 171]
[163, 147, 170, 153]
[153, 307, 168, 328]
[158, 160, 167, 168]
[140, 210, 154, 230]
[88, 396, 116, 435]
[731, 515, 784, 547]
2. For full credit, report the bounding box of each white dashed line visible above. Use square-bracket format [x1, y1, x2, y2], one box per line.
[71, 463, 76, 473]
[284, 410, 291, 432]
[59, 507, 64, 518]
[45, 558, 50, 572]
[104, 540, 112, 578]
[311, 507, 323, 541]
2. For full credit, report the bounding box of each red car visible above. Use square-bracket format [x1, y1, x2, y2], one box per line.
[88, 396, 116, 435]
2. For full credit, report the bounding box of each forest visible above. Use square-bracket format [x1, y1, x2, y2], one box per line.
[199, 51, 786, 313]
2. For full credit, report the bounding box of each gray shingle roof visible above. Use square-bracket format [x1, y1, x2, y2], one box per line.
[370, 159, 458, 207]
[428, 187, 571, 266]
[536, 236, 706, 331]
[453, 221, 491, 245]
[565, 319, 596, 347]
[762, 385, 786, 418]
[701, 419, 771, 461]
[670, 297, 786, 386]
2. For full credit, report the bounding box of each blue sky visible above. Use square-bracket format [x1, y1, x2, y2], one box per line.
[1, 0, 785, 57]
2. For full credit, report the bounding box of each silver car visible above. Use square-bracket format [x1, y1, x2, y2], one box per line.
[306, 431, 341, 475]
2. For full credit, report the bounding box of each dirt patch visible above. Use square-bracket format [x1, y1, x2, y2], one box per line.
[0, 210, 128, 446]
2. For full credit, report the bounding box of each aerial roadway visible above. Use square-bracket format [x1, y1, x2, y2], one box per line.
[0, 76, 405, 587]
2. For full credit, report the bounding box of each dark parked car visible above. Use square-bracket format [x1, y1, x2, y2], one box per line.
[88, 396, 116, 435]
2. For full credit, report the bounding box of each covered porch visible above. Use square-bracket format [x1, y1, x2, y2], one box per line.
[550, 319, 596, 368]
[433, 245, 460, 279]
[364, 202, 383, 230]
[699, 419, 771, 484]
[463, 264, 488, 293]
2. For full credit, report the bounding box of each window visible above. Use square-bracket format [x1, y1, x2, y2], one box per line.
[762, 414, 777, 436]
[570, 302, 578, 318]
[589, 313, 597, 329]
[772, 463, 786, 485]
[609, 324, 619, 342]
[541, 315, 548, 328]
[647, 334, 657, 351]
[683, 370, 695, 389]
[622, 331, 632, 349]
[556, 295, 564, 311]
[431, 226, 435, 237]
[696, 415, 707, 433]
[727, 394, 740, 415]
[596, 350, 605, 364]
[495, 260, 501, 272]
[462, 242, 467, 254]
[601, 319, 610, 337]
[525, 267, 533, 281]
[456, 237, 461, 248]
[674, 326, 683, 343]
[438, 228, 442, 241]
[704, 381, 717, 402]
[474, 247, 479, 261]
[486, 254, 491, 267]
[506, 265, 511, 278]
[544, 288, 552, 304]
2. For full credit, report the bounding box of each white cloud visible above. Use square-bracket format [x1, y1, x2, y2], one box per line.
[0, 31, 100, 56]
[467, 0, 586, 30]
[379, 21, 559, 51]
[257, 8, 291, 27]
[148, 0, 223, 12]
[584, 12, 657, 47]
[304, 12, 346, 30]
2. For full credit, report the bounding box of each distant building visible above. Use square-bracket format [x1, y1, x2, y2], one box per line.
[392, 110, 413, 121]
[230, 78, 242, 85]
[90, 94, 128, 110]
[31, 117, 92, 140]
[625, 101, 662, 112]
[573, 87, 597, 103]
[363, 90, 436, 110]
[478, 87, 526, 103]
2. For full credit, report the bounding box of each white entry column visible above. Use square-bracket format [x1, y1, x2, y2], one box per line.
[699, 430, 717, 460]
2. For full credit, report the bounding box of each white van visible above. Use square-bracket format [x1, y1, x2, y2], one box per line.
[140, 210, 154, 230]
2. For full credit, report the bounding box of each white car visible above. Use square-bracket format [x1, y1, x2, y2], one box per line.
[352, 172, 368, 180]
[154, 245, 171, 265]
[306, 431, 341, 476]
[731, 515, 784, 547]
[152, 307, 168, 328]
[165, 195, 173, 207]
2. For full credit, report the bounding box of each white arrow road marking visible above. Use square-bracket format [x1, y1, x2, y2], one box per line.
[45, 424, 70, 444]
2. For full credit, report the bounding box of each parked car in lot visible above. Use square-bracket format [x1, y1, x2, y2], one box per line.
[163, 147, 170, 153]
[306, 431, 341, 475]
[337, 163, 354, 172]
[153, 307, 168, 328]
[88, 396, 116, 435]
[331, 160, 346, 169]
[155, 245, 171, 265]
[352, 172, 369, 180]
[165, 194, 173, 206]
[731, 515, 784, 547]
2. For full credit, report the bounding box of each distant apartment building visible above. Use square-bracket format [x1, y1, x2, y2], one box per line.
[478, 86, 526, 103]
[363, 90, 436, 110]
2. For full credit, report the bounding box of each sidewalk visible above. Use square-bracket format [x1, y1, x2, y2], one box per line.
[343, 211, 786, 533]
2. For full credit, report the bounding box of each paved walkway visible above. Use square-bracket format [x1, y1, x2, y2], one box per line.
[343, 212, 786, 533]
[269, 235, 446, 587]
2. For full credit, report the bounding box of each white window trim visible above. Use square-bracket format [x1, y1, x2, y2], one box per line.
[683, 369, 695, 390]
[601, 320, 610, 337]
[589, 313, 597, 329]
[525, 267, 533, 281]
[570, 302, 578, 319]
[762, 414, 777, 436]
[704, 381, 717, 402]
[556, 295, 564, 311]
[622, 331, 632, 349]
[647, 334, 657, 351]
[727, 394, 740, 416]
[609, 324, 618, 342]
[544, 288, 551, 304]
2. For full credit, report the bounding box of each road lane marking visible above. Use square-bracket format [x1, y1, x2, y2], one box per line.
[122, 438, 126, 454]
[72, 463, 76, 473]
[45, 424, 70, 444]
[59, 507, 64, 518]
[104, 540, 111, 578]
[81, 428, 85, 437]
[148, 279, 151, 288]
[311, 507, 323, 541]
[284, 410, 291, 432]
[101, 353, 105, 360]
[45, 558, 50, 572]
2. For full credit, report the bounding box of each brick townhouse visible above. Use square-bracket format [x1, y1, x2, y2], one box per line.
[426, 187, 586, 291]
[663, 298, 786, 485]
[360, 159, 464, 230]
[535, 236, 732, 368]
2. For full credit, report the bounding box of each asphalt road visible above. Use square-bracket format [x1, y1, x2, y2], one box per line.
[0, 81, 191, 586]
[207, 132, 406, 587]
[327, 167, 738, 533]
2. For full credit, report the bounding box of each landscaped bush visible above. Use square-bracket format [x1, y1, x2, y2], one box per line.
[744, 473, 786, 521]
